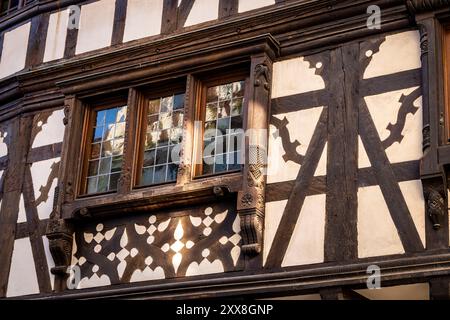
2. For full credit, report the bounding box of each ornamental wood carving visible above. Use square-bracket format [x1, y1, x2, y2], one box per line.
[237, 55, 273, 262]
[46, 219, 74, 276]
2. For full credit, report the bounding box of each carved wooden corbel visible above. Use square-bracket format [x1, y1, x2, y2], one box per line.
[46, 219, 73, 276]
[423, 178, 447, 229]
[237, 54, 273, 261]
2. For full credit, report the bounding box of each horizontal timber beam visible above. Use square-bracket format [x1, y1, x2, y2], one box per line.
[22, 251, 450, 300]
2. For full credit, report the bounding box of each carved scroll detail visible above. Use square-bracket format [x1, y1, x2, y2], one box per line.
[254, 64, 270, 91]
[382, 87, 421, 150]
[63, 105, 70, 126]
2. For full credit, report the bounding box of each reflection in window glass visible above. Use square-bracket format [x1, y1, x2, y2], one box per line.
[140, 93, 185, 186]
[202, 81, 244, 175]
[86, 106, 127, 194]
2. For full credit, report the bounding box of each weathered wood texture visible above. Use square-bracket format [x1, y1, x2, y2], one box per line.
[324, 44, 359, 262]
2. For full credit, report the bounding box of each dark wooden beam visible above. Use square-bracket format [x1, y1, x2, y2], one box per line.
[0, 31, 4, 66]
[319, 287, 342, 300]
[361, 69, 422, 97]
[63, 8, 78, 59]
[324, 44, 359, 262]
[27, 142, 62, 163]
[271, 89, 330, 114]
[429, 277, 450, 300]
[266, 161, 421, 202]
[177, 0, 195, 28]
[0, 117, 32, 297]
[24, 251, 450, 300]
[25, 12, 50, 68]
[111, 0, 127, 46]
[161, 0, 178, 34]
[218, 0, 238, 19]
[15, 219, 49, 239]
[271, 69, 421, 116]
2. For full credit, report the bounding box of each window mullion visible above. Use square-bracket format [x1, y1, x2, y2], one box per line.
[177, 74, 197, 186]
[117, 88, 140, 194]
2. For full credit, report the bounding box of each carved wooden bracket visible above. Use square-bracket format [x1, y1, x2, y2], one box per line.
[237, 54, 273, 258]
[46, 219, 73, 276]
[422, 177, 447, 230]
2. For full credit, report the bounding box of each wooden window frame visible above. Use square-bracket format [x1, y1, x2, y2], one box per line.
[193, 67, 250, 178]
[76, 67, 253, 199]
[444, 25, 450, 142]
[57, 35, 278, 222]
[78, 94, 128, 197]
[134, 80, 187, 188]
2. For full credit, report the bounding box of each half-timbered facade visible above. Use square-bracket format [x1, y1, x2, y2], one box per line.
[0, 0, 450, 300]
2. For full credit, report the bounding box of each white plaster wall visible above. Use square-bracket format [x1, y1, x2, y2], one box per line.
[365, 87, 422, 165]
[267, 106, 325, 184]
[364, 31, 421, 79]
[239, 0, 275, 13]
[6, 238, 40, 297]
[42, 236, 55, 290]
[281, 194, 326, 267]
[43, 10, 69, 62]
[358, 185, 405, 258]
[32, 109, 65, 148]
[0, 22, 31, 79]
[264, 195, 326, 267]
[123, 0, 164, 42]
[30, 158, 59, 220]
[264, 200, 285, 265]
[272, 57, 325, 99]
[184, 0, 219, 27]
[17, 194, 27, 223]
[76, 0, 116, 55]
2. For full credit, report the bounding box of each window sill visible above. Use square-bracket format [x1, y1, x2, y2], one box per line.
[62, 171, 243, 220]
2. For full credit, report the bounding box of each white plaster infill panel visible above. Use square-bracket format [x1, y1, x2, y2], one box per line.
[184, 0, 219, 27]
[30, 158, 59, 220]
[364, 30, 421, 79]
[365, 87, 423, 165]
[32, 109, 65, 148]
[263, 200, 286, 265]
[272, 56, 325, 99]
[43, 9, 70, 62]
[123, 0, 164, 42]
[0, 22, 31, 79]
[42, 236, 56, 290]
[267, 106, 324, 184]
[239, 0, 275, 13]
[281, 194, 326, 267]
[358, 185, 405, 258]
[6, 238, 40, 297]
[76, 0, 116, 55]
